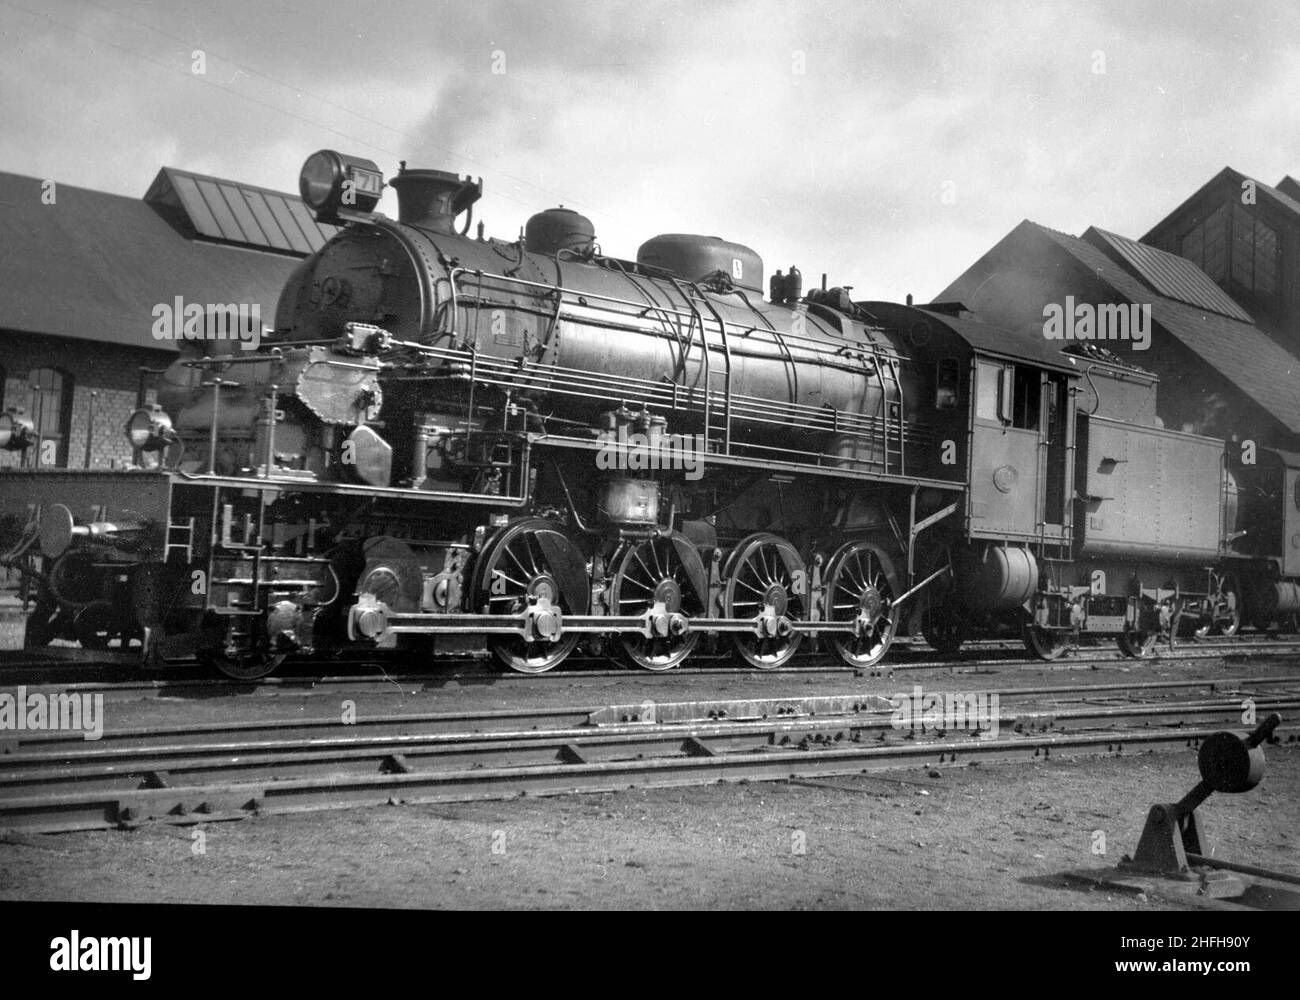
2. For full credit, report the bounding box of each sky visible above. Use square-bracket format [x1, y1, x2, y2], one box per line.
[1, 0, 1297, 301]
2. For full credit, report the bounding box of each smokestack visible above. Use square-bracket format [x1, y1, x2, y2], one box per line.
[388, 166, 482, 234]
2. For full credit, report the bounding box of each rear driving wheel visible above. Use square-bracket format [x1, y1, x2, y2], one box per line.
[822, 540, 899, 669]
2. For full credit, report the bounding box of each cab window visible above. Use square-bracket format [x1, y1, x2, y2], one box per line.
[1011, 366, 1041, 430]
[975, 361, 1000, 421]
[935, 358, 960, 411]
[976, 360, 1044, 429]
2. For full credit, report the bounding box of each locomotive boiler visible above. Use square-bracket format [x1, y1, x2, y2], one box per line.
[4, 149, 1298, 678]
[0, 151, 970, 677]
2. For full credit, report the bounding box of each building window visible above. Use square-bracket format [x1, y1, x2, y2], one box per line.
[1179, 203, 1227, 283]
[25, 367, 73, 467]
[1182, 201, 1278, 306]
[1230, 203, 1278, 300]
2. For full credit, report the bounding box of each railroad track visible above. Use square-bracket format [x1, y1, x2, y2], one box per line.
[2, 681, 1295, 834]
[5, 634, 1300, 696]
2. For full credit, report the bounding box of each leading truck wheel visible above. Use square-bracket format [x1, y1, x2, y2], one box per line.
[471, 518, 585, 674]
[822, 540, 899, 669]
[722, 533, 807, 669]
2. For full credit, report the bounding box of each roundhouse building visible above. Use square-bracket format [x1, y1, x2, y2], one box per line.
[935, 169, 1300, 453]
[0, 167, 334, 470]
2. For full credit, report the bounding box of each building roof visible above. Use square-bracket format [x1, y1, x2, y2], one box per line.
[145, 167, 338, 254]
[1141, 166, 1300, 243]
[1278, 176, 1300, 202]
[1083, 226, 1252, 322]
[0, 170, 307, 352]
[1035, 223, 1300, 434]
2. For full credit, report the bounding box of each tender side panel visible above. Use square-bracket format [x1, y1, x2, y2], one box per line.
[1079, 417, 1223, 562]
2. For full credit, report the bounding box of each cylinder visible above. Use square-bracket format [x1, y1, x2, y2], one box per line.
[1255, 580, 1300, 617]
[957, 545, 1039, 610]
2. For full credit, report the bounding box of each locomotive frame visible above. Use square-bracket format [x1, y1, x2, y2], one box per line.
[3, 149, 1298, 678]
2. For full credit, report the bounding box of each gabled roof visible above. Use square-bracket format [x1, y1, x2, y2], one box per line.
[1036, 223, 1300, 434]
[1142, 166, 1300, 243]
[0, 170, 306, 352]
[145, 167, 338, 254]
[1083, 227, 1252, 322]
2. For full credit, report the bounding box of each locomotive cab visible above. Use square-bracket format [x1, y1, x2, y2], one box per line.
[968, 357, 1075, 543]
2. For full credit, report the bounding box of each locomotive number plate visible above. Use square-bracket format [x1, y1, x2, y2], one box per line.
[349, 168, 383, 196]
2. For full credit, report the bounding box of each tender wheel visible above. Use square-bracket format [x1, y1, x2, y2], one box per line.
[471, 518, 587, 674]
[822, 540, 899, 669]
[920, 601, 965, 655]
[722, 533, 808, 669]
[1117, 627, 1158, 659]
[609, 531, 706, 671]
[1194, 574, 1241, 639]
[1022, 622, 1070, 660]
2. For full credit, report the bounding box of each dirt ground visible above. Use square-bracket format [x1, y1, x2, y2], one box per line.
[2, 744, 1295, 910]
[4, 631, 1298, 909]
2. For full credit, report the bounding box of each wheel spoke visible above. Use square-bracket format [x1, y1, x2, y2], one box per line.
[609, 532, 704, 671]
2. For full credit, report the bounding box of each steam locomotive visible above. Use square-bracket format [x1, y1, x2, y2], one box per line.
[3, 150, 1298, 678]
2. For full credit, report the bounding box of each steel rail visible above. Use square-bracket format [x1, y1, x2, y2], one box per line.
[10, 667, 1300, 707]
[3, 694, 1295, 791]
[8, 671, 1299, 757]
[1, 719, 1293, 834]
[4, 639, 1300, 693]
[4, 636, 1300, 690]
[4, 696, 1297, 786]
[6, 700, 1297, 801]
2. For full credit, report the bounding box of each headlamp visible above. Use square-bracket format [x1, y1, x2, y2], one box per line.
[0, 408, 34, 451]
[126, 405, 175, 452]
[299, 150, 383, 220]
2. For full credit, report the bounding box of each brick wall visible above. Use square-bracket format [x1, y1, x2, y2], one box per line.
[0, 330, 173, 469]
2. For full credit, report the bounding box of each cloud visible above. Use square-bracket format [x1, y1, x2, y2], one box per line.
[0, 0, 1296, 302]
